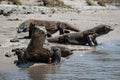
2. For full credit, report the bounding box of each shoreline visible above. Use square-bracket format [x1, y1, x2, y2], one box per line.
[0, 3, 120, 80]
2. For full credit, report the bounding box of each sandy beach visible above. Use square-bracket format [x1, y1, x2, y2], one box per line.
[0, 0, 120, 80]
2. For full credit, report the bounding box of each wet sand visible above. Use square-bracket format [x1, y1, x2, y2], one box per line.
[0, 6, 120, 80]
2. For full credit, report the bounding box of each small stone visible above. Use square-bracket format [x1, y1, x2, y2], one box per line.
[48, 15, 52, 17]
[0, 10, 4, 15]
[7, 18, 20, 21]
[10, 38, 19, 42]
[41, 10, 46, 14]
[5, 53, 11, 57]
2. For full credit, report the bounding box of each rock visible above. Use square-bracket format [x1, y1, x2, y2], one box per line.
[10, 38, 19, 42]
[0, 10, 4, 15]
[5, 52, 11, 57]
[7, 18, 20, 21]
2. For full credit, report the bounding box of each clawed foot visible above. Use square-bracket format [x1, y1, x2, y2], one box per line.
[51, 47, 61, 65]
[14, 57, 28, 65]
[12, 48, 27, 65]
[52, 61, 60, 65]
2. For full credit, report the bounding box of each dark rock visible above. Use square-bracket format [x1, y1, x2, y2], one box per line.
[7, 18, 20, 21]
[5, 53, 11, 57]
[10, 38, 19, 42]
[0, 10, 4, 15]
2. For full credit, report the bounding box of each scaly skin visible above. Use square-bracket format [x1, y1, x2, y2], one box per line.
[12, 26, 73, 65]
[17, 19, 80, 37]
[48, 24, 113, 46]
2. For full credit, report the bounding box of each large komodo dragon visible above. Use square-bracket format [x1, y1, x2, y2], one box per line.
[12, 26, 73, 65]
[17, 19, 80, 38]
[48, 24, 113, 46]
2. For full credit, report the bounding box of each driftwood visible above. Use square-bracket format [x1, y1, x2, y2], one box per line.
[48, 24, 113, 46]
[12, 26, 73, 65]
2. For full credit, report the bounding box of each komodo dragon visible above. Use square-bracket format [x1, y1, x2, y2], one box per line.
[12, 25, 73, 65]
[47, 24, 113, 46]
[17, 19, 80, 38]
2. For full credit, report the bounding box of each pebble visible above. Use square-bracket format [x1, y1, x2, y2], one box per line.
[5, 52, 11, 57]
[10, 38, 19, 42]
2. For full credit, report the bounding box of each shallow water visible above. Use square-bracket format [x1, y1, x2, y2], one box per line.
[0, 40, 120, 80]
